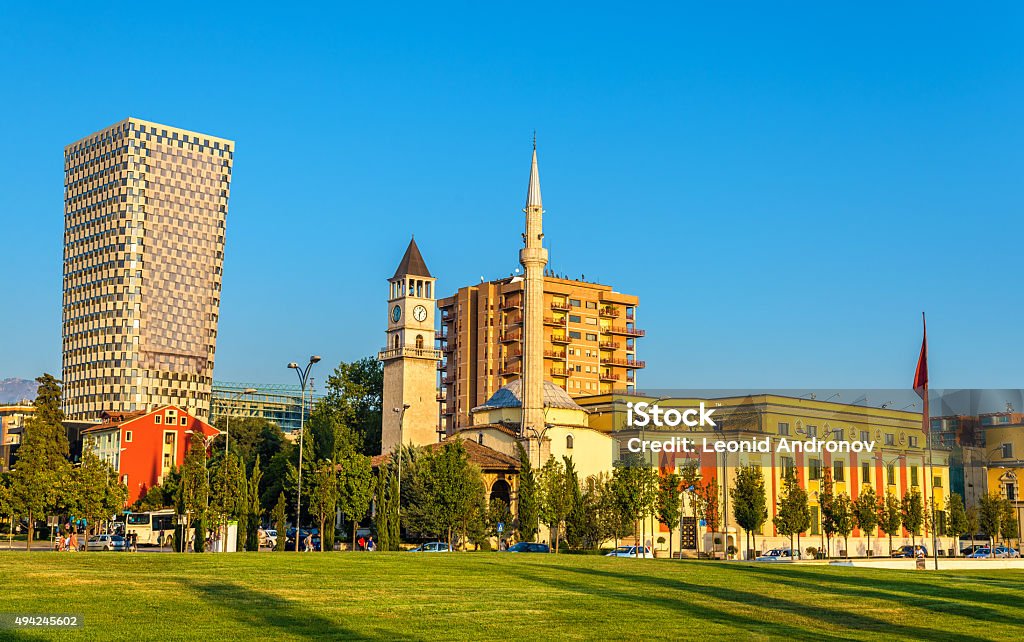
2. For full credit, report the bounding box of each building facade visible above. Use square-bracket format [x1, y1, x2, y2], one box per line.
[210, 381, 317, 433]
[981, 423, 1023, 538]
[81, 404, 218, 505]
[0, 404, 35, 472]
[583, 393, 953, 557]
[63, 118, 234, 421]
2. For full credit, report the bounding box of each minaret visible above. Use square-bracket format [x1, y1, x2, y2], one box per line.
[519, 140, 548, 438]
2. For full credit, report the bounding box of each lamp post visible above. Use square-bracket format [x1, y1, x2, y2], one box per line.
[289, 356, 321, 552]
[223, 387, 257, 458]
[392, 404, 410, 517]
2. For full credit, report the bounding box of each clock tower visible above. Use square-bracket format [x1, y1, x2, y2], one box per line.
[378, 237, 441, 454]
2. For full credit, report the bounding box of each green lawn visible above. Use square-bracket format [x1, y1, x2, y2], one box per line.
[0, 552, 1021, 641]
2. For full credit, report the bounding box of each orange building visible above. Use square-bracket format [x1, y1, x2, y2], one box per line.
[437, 276, 642, 434]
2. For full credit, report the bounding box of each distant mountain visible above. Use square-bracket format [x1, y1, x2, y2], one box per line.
[0, 378, 38, 404]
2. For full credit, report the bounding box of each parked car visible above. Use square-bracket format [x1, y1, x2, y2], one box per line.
[259, 528, 278, 548]
[891, 545, 927, 558]
[605, 545, 653, 559]
[755, 548, 794, 562]
[505, 542, 550, 553]
[409, 542, 451, 553]
[967, 546, 1020, 559]
[85, 534, 128, 551]
[284, 528, 321, 551]
[960, 544, 986, 556]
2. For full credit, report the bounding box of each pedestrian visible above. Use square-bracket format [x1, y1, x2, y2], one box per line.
[358, 535, 366, 551]
[367, 536, 376, 552]
[304, 532, 313, 552]
[69, 531, 79, 552]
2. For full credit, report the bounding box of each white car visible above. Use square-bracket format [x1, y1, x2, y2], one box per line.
[259, 529, 278, 548]
[409, 542, 451, 553]
[605, 545, 653, 558]
[755, 548, 794, 562]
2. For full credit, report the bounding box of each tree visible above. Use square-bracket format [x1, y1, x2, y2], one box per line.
[271, 491, 287, 551]
[901, 489, 924, 553]
[515, 443, 540, 540]
[177, 431, 210, 552]
[308, 460, 339, 552]
[818, 470, 837, 559]
[878, 492, 902, 556]
[374, 464, 401, 551]
[336, 449, 376, 550]
[833, 493, 854, 558]
[999, 497, 1019, 543]
[945, 493, 967, 557]
[656, 471, 682, 559]
[322, 357, 384, 455]
[487, 497, 513, 542]
[70, 446, 126, 545]
[245, 456, 264, 552]
[853, 486, 879, 556]
[694, 476, 721, 556]
[679, 460, 701, 554]
[730, 465, 768, 559]
[209, 453, 246, 551]
[562, 457, 586, 550]
[9, 374, 72, 550]
[539, 456, 572, 553]
[773, 467, 809, 558]
[610, 456, 657, 557]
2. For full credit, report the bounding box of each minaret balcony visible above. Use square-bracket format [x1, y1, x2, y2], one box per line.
[551, 302, 571, 312]
[606, 326, 645, 337]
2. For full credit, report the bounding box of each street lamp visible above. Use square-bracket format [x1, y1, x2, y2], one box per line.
[288, 355, 321, 552]
[393, 404, 411, 517]
[224, 387, 258, 458]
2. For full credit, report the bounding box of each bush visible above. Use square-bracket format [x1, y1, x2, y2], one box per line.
[805, 547, 818, 559]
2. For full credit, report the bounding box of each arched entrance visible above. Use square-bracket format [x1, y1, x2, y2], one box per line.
[490, 479, 511, 507]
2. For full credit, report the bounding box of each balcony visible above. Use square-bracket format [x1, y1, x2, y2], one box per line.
[436, 392, 446, 402]
[506, 314, 523, 326]
[600, 373, 621, 382]
[551, 334, 570, 344]
[550, 368, 569, 377]
[544, 349, 566, 359]
[551, 301, 571, 312]
[598, 341, 620, 351]
[543, 315, 565, 326]
[599, 306, 620, 318]
[625, 309, 635, 321]
[601, 357, 646, 368]
[498, 332, 521, 343]
[501, 298, 522, 311]
[606, 325, 645, 337]
[505, 347, 522, 359]
[441, 376, 455, 385]
[499, 364, 521, 376]
[442, 344, 456, 353]
[378, 346, 444, 361]
[436, 361, 447, 371]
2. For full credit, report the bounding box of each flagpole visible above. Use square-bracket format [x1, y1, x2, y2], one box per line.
[921, 312, 939, 570]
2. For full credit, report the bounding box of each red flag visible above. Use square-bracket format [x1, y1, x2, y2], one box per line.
[913, 313, 928, 400]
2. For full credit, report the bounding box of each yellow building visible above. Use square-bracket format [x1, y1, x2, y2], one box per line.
[581, 393, 952, 558]
[63, 118, 234, 421]
[0, 404, 35, 472]
[982, 422, 1023, 531]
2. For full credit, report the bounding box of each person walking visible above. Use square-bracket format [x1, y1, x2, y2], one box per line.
[367, 536, 376, 552]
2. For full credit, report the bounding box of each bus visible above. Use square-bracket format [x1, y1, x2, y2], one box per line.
[123, 509, 177, 547]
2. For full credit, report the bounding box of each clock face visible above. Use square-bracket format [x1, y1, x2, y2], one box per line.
[391, 305, 401, 323]
[413, 305, 428, 322]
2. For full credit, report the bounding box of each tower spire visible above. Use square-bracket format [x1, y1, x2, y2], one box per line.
[526, 136, 542, 211]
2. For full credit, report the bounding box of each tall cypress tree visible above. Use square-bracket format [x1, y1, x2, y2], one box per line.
[515, 443, 539, 541]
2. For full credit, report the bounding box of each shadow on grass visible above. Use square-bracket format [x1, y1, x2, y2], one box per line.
[182, 577, 399, 641]
[713, 564, 1024, 629]
[546, 563, 993, 641]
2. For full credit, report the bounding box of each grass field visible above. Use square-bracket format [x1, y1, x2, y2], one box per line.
[0, 552, 1022, 641]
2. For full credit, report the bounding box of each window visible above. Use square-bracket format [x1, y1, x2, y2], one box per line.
[566, 434, 574, 449]
[180, 417, 187, 426]
[1002, 443, 1014, 459]
[862, 462, 871, 485]
[569, 315, 581, 323]
[165, 433, 175, 444]
[834, 428, 844, 441]
[833, 460, 844, 482]
[933, 475, 942, 489]
[154, 415, 162, 424]
[908, 436, 919, 448]
[860, 430, 869, 442]
[125, 431, 132, 443]
[585, 333, 597, 341]
[415, 334, 424, 349]
[569, 299, 581, 307]
[778, 422, 790, 436]
[806, 425, 818, 438]
[887, 464, 896, 486]
[569, 331, 581, 339]
[781, 456, 795, 478]
[809, 458, 822, 481]
[885, 433, 895, 446]
[910, 466, 919, 487]
[477, 433, 484, 445]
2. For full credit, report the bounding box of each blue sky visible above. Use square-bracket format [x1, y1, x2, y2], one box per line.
[1, 2, 1022, 392]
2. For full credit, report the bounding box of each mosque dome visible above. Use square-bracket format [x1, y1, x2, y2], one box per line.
[476, 379, 587, 413]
